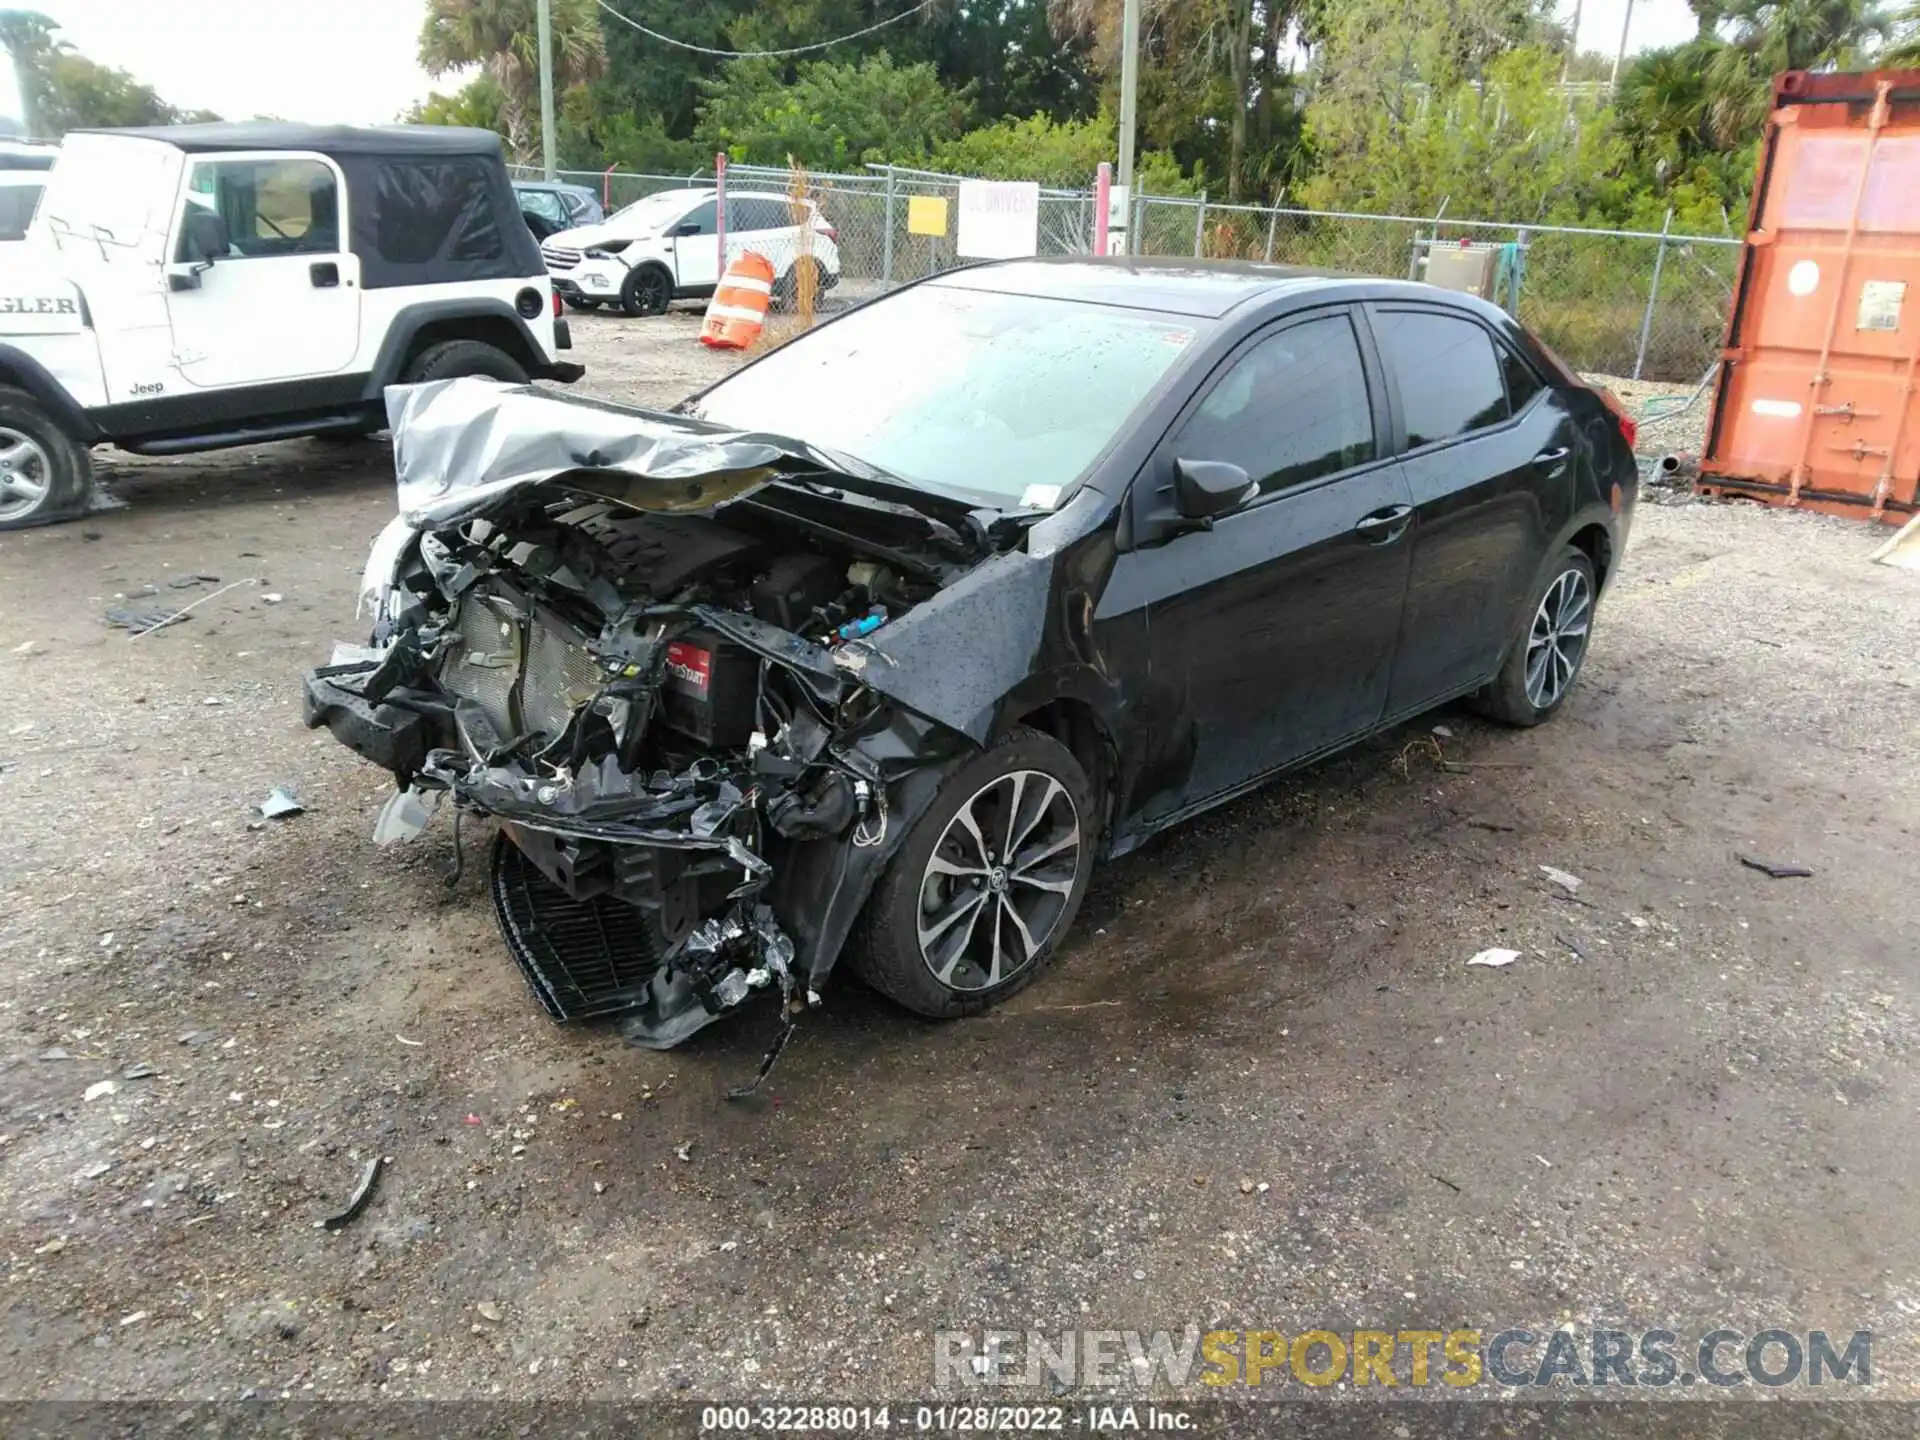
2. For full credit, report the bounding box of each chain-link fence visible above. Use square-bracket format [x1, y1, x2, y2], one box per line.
[509, 161, 1740, 383]
[1132, 194, 1741, 382]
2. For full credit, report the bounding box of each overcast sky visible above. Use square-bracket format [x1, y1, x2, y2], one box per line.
[28, 0, 1702, 127]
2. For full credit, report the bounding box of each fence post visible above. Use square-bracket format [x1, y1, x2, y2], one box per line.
[1633, 207, 1674, 381]
[1510, 226, 1528, 314]
[714, 152, 727, 277]
[881, 164, 897, 291]
[1264, 204, 1278, 263]
[1193, 192, 1207, 258]
[1094, 162, 1111, 256]
[1132, 191, 1145, 256]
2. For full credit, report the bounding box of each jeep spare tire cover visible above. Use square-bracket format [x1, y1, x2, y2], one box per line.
[0, 255, 84, 336]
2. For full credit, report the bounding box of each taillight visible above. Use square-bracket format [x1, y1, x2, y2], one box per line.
[551, 289, 563, 318]
[1596, 386, 1638, 451]
[822, 223, 838, 241]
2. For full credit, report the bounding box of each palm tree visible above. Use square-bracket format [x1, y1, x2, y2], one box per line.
[1698, 0, 1889, 145]
[1887, 0, 1920, 58]
[418, 0, 606, 162]
[1618, 41, 1717, 174]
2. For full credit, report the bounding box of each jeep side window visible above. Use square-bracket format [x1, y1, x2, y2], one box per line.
[182, 158, 340, 260]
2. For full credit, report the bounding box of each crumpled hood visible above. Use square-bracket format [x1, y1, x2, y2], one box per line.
[546, 220, 634, 250]
[386, 377, 885, 530]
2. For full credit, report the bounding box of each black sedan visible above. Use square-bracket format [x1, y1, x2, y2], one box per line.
[305, 258, 1637, 1064]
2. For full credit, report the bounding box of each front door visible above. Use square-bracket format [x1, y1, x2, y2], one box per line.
[164, 153, 360, 388]
[1111, 309, 1416, 815]
[670, 197, 720, 291]
[1368, 305, 1574, 713]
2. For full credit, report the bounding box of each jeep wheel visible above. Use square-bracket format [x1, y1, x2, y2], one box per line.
[852, 727, 1095, 1020]
[619, 265, 673, 318]
[0, 387, 92, 531]
[400, 339, 529, 387]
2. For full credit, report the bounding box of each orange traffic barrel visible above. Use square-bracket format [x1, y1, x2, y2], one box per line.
[700, 252, 775, 350]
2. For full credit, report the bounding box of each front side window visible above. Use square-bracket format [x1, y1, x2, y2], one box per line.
[1373, 309, 1508, 448]
[1174, 314, 1376, 497]
[182, 157, 340, 259]
[675, 199, 718, 236]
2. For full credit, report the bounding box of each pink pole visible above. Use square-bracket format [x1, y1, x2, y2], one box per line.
[714, 152, 728, 277]
[602, 164, 617, 209]
[1094, 161, 1111, 256]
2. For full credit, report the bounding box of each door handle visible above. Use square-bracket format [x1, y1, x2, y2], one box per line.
[1532, 446, 1571, 476]
[309, 261, 340, 288]
[1353, 503, 1412, 543]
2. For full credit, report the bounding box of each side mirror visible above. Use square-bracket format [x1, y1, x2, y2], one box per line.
[1172, 458, 1257, 522]
[169, 208, 230, 290]
[670, 221, 701, 237]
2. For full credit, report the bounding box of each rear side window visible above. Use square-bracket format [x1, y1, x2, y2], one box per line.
[372, 158, 504, 265]
[731, 197, 789, 231]
[1175, 313, 1376, 497]
[1501, 346, 1544, 411]
[1374, 309, 1508, 447]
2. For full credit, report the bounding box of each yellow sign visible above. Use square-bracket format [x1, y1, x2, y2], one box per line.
[907, 195, 949, 237]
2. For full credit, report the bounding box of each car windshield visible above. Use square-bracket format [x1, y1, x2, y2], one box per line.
[608, 191, 702, 231]
[689, 284, 1198, 510]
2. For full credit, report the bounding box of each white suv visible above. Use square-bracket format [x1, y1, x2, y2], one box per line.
[0, 122, 582, 530]
[543, 187, 840, 317]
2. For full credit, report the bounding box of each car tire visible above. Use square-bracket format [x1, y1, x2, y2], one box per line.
[771, 257, 821, 312]
[1472, 546, 1598, 727]
[852, 727, 1096, 1019]
[0, 386, 93, 531]
[401, 339, 529, 387]
[619, 265, 673, 318]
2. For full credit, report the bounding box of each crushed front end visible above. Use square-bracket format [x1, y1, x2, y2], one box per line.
[304, 379, 1003, 1061]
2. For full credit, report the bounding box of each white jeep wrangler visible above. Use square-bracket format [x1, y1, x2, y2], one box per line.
[0, 121, 584, 530]
[542, 186, 841, 317]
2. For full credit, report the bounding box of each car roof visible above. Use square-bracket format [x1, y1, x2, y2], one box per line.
[929, 256, 1488, 320]
[70, 122, 506, 159]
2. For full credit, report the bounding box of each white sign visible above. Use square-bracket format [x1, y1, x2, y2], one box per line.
[1107, 182, 1130, 230]
[956, 180, 1040, 260]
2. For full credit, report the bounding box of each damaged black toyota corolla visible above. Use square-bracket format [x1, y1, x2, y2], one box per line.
[304, 259, 1637, 1077]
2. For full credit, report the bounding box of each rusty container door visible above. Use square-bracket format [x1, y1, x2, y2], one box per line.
[1701, 70, 1920, 523]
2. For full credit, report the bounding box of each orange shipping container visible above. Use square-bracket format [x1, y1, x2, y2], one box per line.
[1700, 69, 1920, 523]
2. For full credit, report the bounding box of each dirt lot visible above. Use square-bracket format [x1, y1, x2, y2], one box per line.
[0, 309, 1916, 1408]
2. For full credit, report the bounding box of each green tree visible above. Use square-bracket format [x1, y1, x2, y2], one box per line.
[418, 0, 606, 162]
[694, 52, 972, 167]
[1703, 0, 1889, 142]
[0, 8, 209, 134]
[1891, 0, 1920, 56]
[406, 73, 506, 130]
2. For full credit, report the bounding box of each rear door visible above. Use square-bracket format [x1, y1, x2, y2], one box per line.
[1117, 307, 1415, 814]
[164, 152, 361, 388]
[1369, 305, 1575, 714]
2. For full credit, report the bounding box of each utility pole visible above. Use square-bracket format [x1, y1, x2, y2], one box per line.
[1560, 0, 1582, 84]
[1118, 0, 1141, 192]
[1609, 0, 1634, 90]
[537, 0, 558, 181]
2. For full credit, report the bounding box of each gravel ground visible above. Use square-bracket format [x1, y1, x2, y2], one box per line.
[0, 309, 1916, 1412]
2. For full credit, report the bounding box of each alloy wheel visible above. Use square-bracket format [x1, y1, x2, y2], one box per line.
[1525, 567, 1593, 710]
[917, 769, 1083, 994]
[0, 427, 53, 524]
[630, 269, 670, 316]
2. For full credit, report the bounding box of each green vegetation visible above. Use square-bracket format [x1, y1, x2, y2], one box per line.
[0, 10, 221, 131]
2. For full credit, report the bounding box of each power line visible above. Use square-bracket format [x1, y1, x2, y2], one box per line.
[592, 0, 939, 58]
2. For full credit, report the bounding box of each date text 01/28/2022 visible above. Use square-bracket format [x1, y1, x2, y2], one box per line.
[700, 1405, 1195, 1432]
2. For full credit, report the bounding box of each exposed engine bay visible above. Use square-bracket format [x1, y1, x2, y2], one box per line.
[305, 379, 1062, 1088]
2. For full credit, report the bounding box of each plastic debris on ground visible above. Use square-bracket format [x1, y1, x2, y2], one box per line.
[258, 787, 305, 820]
[1466, 948, 1521, 968]
[1738, 854, 1814, 879]
[320, 1156, 385, 1231]
[1539, 865, 1583, 893]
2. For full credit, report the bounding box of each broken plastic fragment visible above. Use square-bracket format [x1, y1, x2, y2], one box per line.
[258, 787, 305, 820]
[1466, 948, 1521, 968]
[373, 786, 443, 844]
[1539, 865, 1582, 893]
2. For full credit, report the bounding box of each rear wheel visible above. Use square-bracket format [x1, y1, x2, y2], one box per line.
[400, 339, 529, 387]
[1472, 546, 1597, 726]
[0, 387, 92, 531]
[853, 728, 1095, 1019]
[619, 265, 673, 318]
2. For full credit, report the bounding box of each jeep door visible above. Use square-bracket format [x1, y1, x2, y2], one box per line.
[163, 153, 361, 387]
